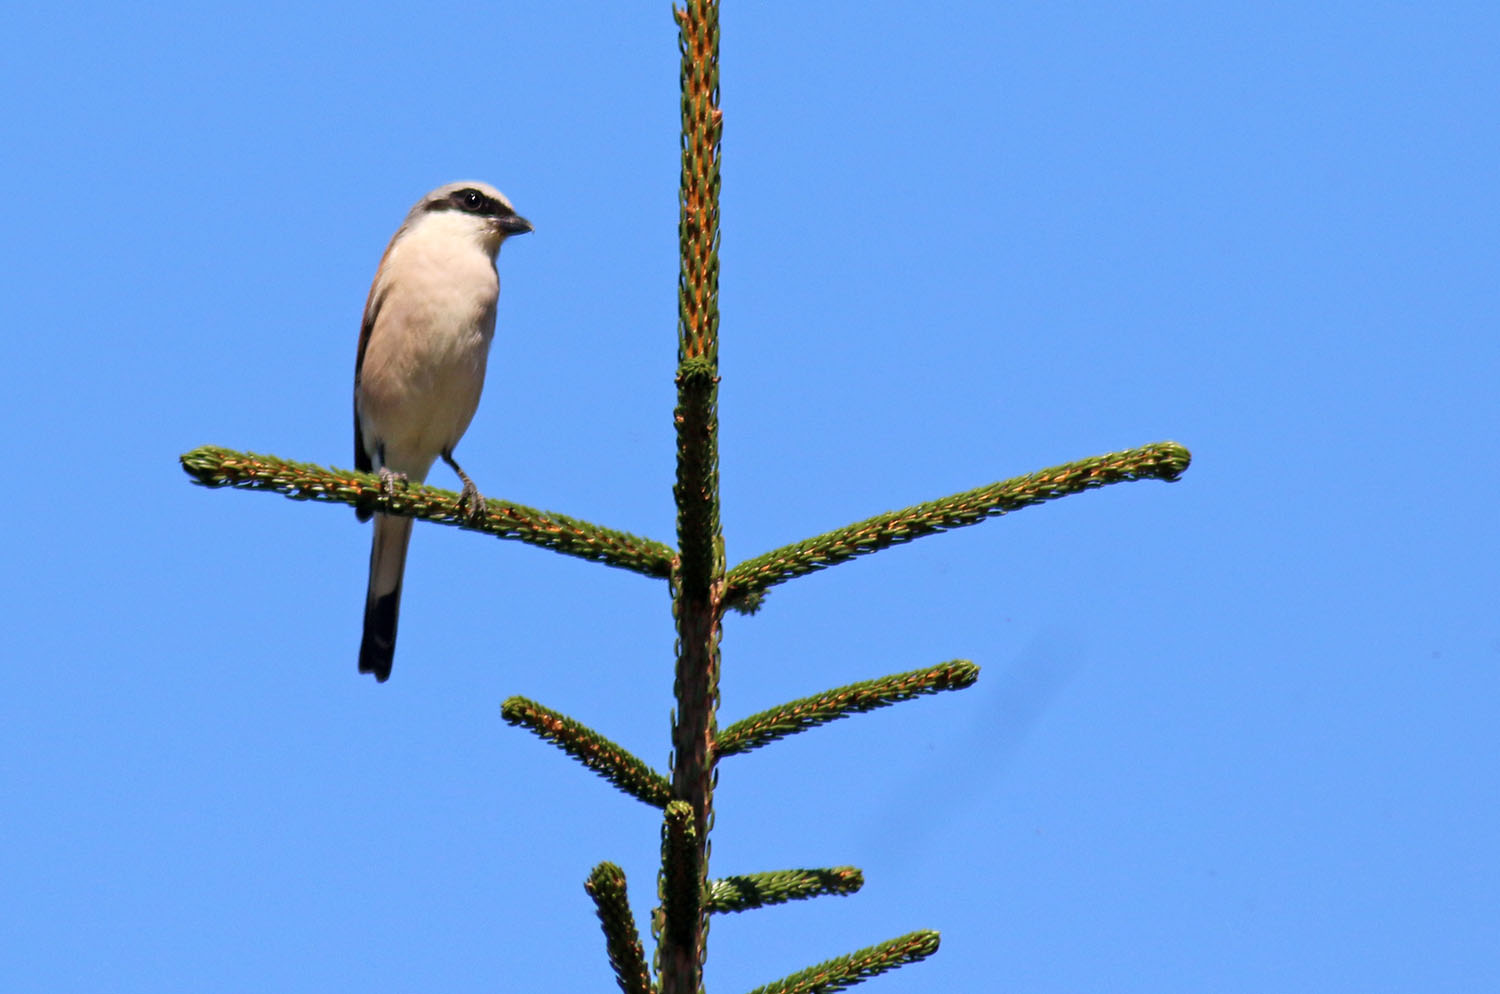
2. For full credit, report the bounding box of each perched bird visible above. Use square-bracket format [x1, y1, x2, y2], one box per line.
[353, 182, 532, 681]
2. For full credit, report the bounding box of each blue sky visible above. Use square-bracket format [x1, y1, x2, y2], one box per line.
[3, 3, 1496, 991]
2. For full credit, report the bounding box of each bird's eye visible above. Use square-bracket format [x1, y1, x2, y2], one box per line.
[459, 189, 484, 211]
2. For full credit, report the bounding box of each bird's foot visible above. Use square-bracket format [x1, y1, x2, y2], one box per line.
[457, 478, 488, 524]
[441, 450, 488, 524]
[378, 467, 409, 503]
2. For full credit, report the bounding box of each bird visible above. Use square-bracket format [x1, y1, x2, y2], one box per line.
[353, 181, 532, 681]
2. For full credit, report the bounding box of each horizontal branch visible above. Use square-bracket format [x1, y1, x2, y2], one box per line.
[179, 446, 675, 580]
[743, 930, 941, 994]
[724, 441, 1190, 602]
[708, 867, 863, 915]
[501, 697, 672, 808]
[717, 661, 979, 758]
[585, 862, 656, 994]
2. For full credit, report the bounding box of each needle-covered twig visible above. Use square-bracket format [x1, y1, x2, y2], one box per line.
[179, 446, 675, 579]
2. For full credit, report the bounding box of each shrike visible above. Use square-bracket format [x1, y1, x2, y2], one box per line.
[354, 181, 532, 681]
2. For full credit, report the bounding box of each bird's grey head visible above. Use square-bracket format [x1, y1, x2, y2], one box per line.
[404, 181, 533, 252]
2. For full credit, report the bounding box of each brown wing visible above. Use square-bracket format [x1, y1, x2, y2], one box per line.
[353, 242, 396, 523]
[354, 235, 400, 475]
[353, 293, 377, 475]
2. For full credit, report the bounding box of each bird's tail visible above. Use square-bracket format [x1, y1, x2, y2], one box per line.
[359, 513, 414, 682]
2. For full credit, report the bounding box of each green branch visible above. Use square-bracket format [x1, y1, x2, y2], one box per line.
[663, 3, 725, 993]
[179, 446, 675, 580]
[659, 800, 702, 952]
[718, 661, 979, 758]
[724, 441, 1191, 602]
[501, 697, 671, 808]
[743, 930, 941, 994]
[585, 862, 656, 994]
[708, 868, 863, 915]
[674, 358, 722, 594]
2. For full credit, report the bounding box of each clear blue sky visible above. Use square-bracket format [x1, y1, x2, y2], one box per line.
[4, 4, 1496, 992]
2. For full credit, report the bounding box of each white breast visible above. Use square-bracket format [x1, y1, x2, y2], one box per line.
[356, 211, 502, 481]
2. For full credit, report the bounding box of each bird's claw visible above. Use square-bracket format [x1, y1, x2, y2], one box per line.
[378, 468, 409, 502]
[457, 479, 488, 524]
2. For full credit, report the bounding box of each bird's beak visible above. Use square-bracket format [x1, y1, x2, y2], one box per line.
[500, 215, 534, 236]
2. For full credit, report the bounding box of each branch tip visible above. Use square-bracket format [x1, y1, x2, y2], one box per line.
[718, 660, 978, 758]
[708, 867, 863, 915]
[586, 862, 656, 994]
[743, 929, 941, 994]
[502, 697, 672, 808]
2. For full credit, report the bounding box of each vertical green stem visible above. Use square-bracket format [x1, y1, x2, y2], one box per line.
[665, 3, 723, 994]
